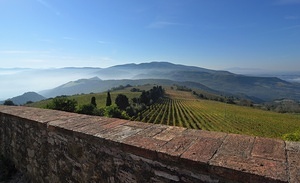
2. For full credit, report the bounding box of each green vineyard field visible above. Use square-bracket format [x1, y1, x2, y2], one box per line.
[28, 87, 300, 140]
[133, 90, 300, 140]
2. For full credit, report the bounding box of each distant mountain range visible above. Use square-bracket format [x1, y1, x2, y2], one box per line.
[39, 62, 300, 102]
[1, 62, 300, 103]
[227, 67, 300, 83]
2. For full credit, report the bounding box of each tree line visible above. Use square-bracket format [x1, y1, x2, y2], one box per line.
[45, 86, 165, 119]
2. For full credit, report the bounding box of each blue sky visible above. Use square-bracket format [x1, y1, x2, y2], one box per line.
[0, 0, 300, 71]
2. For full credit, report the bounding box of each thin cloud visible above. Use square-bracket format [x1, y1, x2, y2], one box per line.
[23, 59, 46, 64]
[97, 40, 112, 44]
[63, 37, 77, 41]
[274, 24, 300, 32]
[282, 24, 300, 30]
[38, 39, 54, 43]
[0, 50, 32, 54]
[147, 21, 184, 29]
[274, 0, 300, 5]
[36, 0, 60, 16]
[285, 15, 299, 20]
[0, 50, 50, 54]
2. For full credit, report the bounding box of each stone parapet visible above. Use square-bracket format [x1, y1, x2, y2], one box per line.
[0, 106, 299, 182]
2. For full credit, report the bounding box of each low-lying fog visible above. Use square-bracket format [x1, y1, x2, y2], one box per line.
[1, 67, 299, 101]
[0, 68, 99, 100]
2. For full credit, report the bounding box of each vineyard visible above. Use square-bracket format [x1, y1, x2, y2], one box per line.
[27, 86, 300, 140]
[133, 89, 300, 139]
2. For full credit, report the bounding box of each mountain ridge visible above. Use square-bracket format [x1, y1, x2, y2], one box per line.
[99, 62, 300, 101]
[2, 61, 300, 102]
[40, 78, 218, 98]
[38, 61, 300, 102]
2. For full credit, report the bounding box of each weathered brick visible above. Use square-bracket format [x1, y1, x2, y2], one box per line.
[137, 124, 168, 138]
[95, 125, 142, 142]
[287, 151, 300, 183]
[123, 121, 153, 129]
[211, 133, 255, 158]
[123, 134, 167, 149]
[181, 136, 224, 164]
[153, 126, 186, 141]
[0, 106, 296, 183]
[100, 119, 128, 130]
[49, 116, 93, 130]
[157, 135, 196, 162]
[72, 117, 113, 135]
[251, 137, 286, 162]
[122, 134, 167, 160]
[183, 129, 227, 139]
[210, 134, 288, 182]
[286, 141, 300, 152]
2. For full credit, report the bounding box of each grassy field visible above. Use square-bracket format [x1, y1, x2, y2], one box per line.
[133, 89, 300, 140]
[27, 89, 142, 109]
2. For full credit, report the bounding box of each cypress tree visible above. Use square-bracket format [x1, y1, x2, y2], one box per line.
[91, 96, 97, 107]
[106, 92, 112, 106]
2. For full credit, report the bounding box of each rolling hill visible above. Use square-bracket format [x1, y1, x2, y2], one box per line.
[39, 62, 300, 102]
[40, 77, 217, 98]
[1, 92, 45, 105]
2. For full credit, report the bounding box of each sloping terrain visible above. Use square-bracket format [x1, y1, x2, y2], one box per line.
[133, 89, 300, 140]
[3, 62, 300, 102]
[39, 77, 217, 98]
[1, 92, 45, 105]
[41, 62, 300, 102]
[113, 62, 300, 101]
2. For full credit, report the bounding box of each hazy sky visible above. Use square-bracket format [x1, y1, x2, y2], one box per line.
[0, 0, 300, 71]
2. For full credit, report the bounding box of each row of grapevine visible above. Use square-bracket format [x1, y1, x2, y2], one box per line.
[132, 96, 300, 139]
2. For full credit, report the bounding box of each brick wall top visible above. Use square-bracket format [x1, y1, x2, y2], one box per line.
[0, 105, 299, 183]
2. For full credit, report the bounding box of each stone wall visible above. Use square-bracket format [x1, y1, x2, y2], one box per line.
[0, 105, 299, 183]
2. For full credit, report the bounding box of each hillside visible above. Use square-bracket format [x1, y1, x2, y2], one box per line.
[133, 89, 300, 140]
[3, 62, 300, 102]
[1, 92, 45, 105]
[39, 62, 300, 102]
[108, 62, 300, 101]
[28, 88, 143, 109]
[39, 77, 218, 98]
[29, 87, 300, 140]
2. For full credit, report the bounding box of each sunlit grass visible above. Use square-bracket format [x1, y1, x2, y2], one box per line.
[134, 89, 300, 140]
[27, 90, 141, 109]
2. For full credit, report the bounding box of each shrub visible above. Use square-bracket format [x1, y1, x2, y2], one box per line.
[47, 97, 77, 112]
[3, 100, 15, 106]
[77, 104, 96, 115]
[104, 105, 122, 118]
[283, 130, 300, 141]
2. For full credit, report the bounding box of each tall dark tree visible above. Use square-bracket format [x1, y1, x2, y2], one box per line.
[106, 92, 112, 106]
[140, 91, 150, 105]
[91, 96, 97, 107]
[115, 94, 129, 111]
